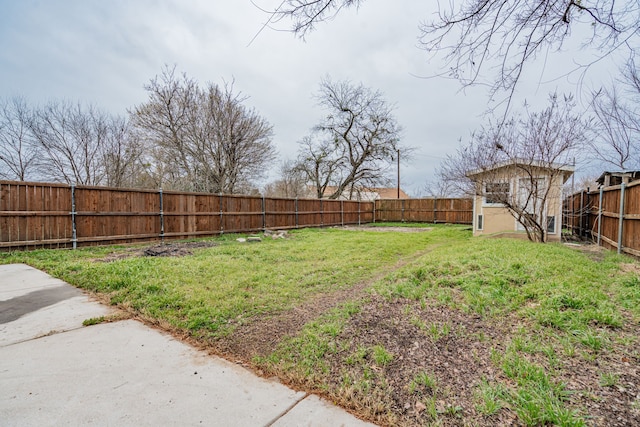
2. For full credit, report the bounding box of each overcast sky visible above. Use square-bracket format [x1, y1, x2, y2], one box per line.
[0, 0, 619, 195]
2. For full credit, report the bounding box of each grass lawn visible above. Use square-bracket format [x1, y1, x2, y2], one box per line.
[2, 224, 639, 426]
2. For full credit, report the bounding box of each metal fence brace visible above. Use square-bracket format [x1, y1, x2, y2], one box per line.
[159, 189, 165, 242]
[618, 183, 626, 254]
[70, 185, 77, 249]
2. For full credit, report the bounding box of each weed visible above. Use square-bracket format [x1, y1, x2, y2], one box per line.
[474, 380, 504, 415]
[371, 345, 393, 366]
[444, 404, 463, 417]
[599, 372, 620, 387]
[426, 321, 451, 341]
[82, 316, 105, 326]
[409, 315, 426, 330]
[422, 396, 439, 421]
[575, 329, 608, 352]
[345, 346, 367, 365]
[498, 350, 582, 426]
[409, 371, 437, 394]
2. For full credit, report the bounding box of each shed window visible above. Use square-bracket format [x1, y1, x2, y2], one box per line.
[484, 182, 509, 205]
[477, 214, 483, 230]
[547, 215, 556, 233]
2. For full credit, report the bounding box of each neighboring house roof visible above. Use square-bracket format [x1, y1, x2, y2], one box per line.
[318, 186, 410, 200]
[466, 159, 575, 183]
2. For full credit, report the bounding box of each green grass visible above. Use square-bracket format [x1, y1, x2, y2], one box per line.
[374, 237, 637, 330]
[1, 227, 456, 338]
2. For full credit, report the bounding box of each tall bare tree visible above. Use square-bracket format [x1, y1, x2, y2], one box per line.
[293, 77, 403, 199]
[131, 66, 276, 194]
[439, 94, 586, 242]
[0, 97, 38, 181]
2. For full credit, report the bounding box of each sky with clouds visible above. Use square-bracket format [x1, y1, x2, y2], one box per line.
[0, 0, 621, 195]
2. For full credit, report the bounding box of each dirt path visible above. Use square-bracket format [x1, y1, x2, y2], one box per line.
[213, 244, 444, 361]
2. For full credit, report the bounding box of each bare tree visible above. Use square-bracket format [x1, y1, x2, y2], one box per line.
[0, 97, 38, 181]
[263, 159, 309, 198]
[131, 66, 276, 194]
[271, 1, 639, 106]
[294, 134, 344, 198]
[590, 59, 640, 170]
[440, 94, 586, 242]
[420, 178, 461, 198]
[293, 77, 403, 199]
[30, 100, 110, 185]
[101, 116, 146, 188]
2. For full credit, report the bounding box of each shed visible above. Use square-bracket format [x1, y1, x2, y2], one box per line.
[467, 160, 574, 241]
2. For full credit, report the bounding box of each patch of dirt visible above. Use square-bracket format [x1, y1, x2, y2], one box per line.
[564, 241, 610, 262]
[322, 296, 513, 426]
[214, 278, 372, 359]
[621, 263, 640, 275]
[95, 241, 219, 262]
[320, 296, 640, 427]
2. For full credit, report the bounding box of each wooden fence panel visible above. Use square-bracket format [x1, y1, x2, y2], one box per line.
[296, 199, 321, 227]
[265, 198, 296, 229]
[565, 180, 640, 258]
[322, 200, 340, 226]
[74, 187, 161, 245]
[0, 182, 72, 249]
[374, 198, 473, 224]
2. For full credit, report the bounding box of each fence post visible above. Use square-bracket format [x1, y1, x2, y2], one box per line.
[433, 197, 437, 224]
[373, 199, 376, 223]
[219, 193, 224, 234]
[617, 183, 626, 254]
[70, 184, 77, 249]
[295, 198, 299, 228]
[579, 191, 584, 237]
[159, 189, 165, 242]
[597, 186, 603, 246]
[358, 199, 361, 226]
[320, 199, 324, 227]
[262, 195, 266, 231]
[401, 199, 405, 222]
[341, 200, 344, 226]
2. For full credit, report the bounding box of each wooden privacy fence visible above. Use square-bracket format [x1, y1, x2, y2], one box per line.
[0, 181, 373, 250]
[374, 198, 473, 224]
[564, 180, 640, 258]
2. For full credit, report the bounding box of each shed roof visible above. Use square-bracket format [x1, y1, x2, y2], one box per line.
[466, 159, 574, 183]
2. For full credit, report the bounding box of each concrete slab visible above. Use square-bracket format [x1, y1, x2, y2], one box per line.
[274, 394, 377, 427]
[0, 264, 113, 346]
[1, 320, 306, 426]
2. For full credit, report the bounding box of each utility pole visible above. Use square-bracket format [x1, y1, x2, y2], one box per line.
[397, 149, 400, 199]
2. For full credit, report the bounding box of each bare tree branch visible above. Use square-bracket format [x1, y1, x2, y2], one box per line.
[293, 77, 405, 199]
[0, 97, 38, 181]
[131, 65, 276, 194]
